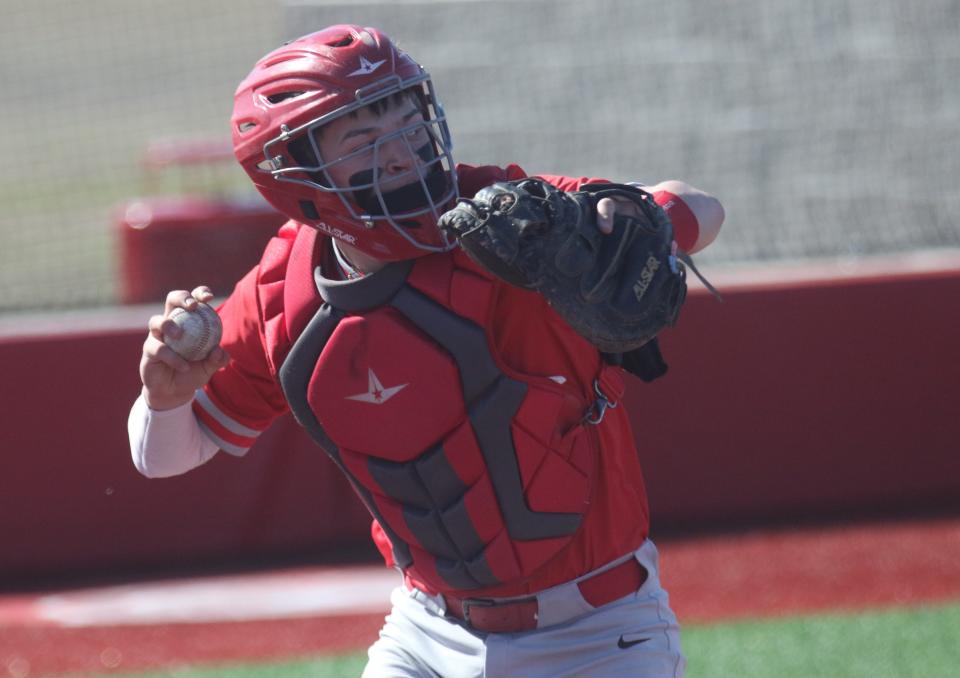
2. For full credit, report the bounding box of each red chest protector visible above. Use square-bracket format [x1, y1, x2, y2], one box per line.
[268, 227, 609, 594]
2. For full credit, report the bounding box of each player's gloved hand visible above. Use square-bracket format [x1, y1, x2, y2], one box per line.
[139, 286, 230, 411]
[595, 193, 645, 235]
[439, 178, 688, 354]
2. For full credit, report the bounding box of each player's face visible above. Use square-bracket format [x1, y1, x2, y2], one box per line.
[297, 89, 458, 258]
[316, 100, 433, 198]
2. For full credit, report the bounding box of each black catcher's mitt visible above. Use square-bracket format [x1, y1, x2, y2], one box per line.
[438, 178, 687, 354]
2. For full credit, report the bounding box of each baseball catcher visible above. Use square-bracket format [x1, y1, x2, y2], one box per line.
[439, 178, 688, 354]
[131, 24, 727, 677]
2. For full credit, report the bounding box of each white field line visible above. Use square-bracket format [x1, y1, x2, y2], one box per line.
[0, 566, 400, 628]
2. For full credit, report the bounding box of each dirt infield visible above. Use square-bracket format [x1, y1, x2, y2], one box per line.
[659, 517, 960, 622]
[3, 517, 959, 677]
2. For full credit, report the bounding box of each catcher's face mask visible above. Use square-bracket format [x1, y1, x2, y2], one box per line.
[269, 79, 458, 256]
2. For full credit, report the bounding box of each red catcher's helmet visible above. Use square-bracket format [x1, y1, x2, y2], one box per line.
[231, 25, 458, 261]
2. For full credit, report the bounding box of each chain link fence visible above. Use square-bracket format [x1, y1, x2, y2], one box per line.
[2, 0, 958, 311]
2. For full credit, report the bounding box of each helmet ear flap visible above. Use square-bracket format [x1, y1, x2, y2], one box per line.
[299, 200, 321, 220]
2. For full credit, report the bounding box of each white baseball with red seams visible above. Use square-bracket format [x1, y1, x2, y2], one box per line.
[162, 303, 222, 361]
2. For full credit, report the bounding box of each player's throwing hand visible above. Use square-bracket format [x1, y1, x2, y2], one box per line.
[139, 286, 230, 411]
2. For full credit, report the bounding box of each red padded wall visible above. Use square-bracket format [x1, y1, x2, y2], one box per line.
[0, 323, 371, 585]
[1, 255, 958, 584]
[631, 261, 960, 530]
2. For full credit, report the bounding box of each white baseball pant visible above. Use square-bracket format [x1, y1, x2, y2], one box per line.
[363, 540, 685, 677]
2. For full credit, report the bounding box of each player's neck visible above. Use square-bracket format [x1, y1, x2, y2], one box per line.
[335, 240, 388, 276]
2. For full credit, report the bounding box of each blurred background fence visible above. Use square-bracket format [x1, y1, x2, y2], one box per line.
[1, 0, 958, 311]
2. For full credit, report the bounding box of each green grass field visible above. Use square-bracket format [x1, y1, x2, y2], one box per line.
[74, 601, 960, 678]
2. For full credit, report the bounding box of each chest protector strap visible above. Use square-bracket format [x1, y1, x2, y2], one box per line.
[279, 259, 417, 572]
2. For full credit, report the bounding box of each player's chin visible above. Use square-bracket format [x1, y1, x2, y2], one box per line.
[380, 174, 437, 201]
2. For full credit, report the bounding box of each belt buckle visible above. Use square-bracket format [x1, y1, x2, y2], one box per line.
[460, 597, 495, 626]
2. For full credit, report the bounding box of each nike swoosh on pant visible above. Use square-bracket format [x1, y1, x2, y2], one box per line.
[617, 635, 651, 649]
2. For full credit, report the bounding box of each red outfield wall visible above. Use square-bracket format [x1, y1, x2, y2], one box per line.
[1, 253, 958, 585]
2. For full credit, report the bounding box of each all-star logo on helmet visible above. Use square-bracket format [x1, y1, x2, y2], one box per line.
[348, 56, 386, 77]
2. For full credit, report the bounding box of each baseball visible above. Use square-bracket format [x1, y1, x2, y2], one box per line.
[163, 302, 223, 362]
